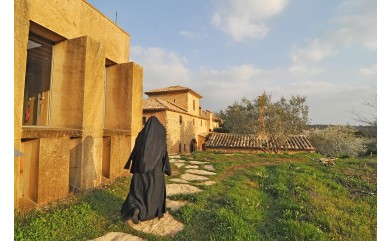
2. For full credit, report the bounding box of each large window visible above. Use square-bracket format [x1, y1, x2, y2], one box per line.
[23, 33, 54, 126]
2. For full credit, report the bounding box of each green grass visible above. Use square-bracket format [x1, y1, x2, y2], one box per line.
[15, 152, 377, 241]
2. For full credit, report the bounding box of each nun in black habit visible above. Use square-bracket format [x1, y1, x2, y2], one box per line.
[121, 116, 172, 224]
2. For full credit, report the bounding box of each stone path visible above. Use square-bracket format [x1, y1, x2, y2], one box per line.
[90, 154, 217, 241]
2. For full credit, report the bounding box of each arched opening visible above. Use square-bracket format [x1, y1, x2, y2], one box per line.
[190, 139, 197, 153]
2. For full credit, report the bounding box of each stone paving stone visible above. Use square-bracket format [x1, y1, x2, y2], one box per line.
[203, 165, 215, 171]
[166, 199, 189, 211]
[174, 163, 185, 168]
[166, 183, 203, 196]
[185, 169, 216, 176]
[184, 165, 199, 169]
[188, 161, 210, 165]
[127, 213, 184, 238]
[169, 155, 181, 159]
[180, 173, 209, 181]
[195, 181, 216, 186]
[170, 159, 186, 163]
[90, 232, 146, 241]
[170, 178, 189, 184]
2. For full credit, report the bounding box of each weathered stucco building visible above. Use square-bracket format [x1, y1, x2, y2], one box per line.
[14, 0, 143, 210]
[142, 86, 222, 154]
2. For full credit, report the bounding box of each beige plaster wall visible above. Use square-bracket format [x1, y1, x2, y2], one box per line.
[148, 93, 189, 111]
[147, 110, 209, 154]
[14, 0, 143, 209]
[23, 0, 129, 63]
[37, 137, 70, 205]
[128, 63, 144, 148]
[186, 93, 200, 116]
[105, 62, 143, 131]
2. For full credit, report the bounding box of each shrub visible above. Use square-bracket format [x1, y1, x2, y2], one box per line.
[307, 125, 368, 158]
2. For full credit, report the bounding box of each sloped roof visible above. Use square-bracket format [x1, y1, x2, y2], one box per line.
[143, 98, 188, 114]
[145, 85, 203, 99]
[205, 132, 315, 152]
[205, 133, 267, 151]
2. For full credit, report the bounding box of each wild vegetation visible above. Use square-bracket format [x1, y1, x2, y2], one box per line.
[15, 152, 376, 241]
[217, 92, 309, 153]
[307, 125, 369, 157]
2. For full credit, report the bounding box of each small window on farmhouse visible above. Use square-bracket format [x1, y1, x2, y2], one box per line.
[173, 99, 176, 103]
[193, 100, 195, 111]
[201, 120, 203, 126]
[179, 143, 182, 153]
[193, 119, 195, 125]
[179, 115, 182, 125]
[142, 117, 146, 125]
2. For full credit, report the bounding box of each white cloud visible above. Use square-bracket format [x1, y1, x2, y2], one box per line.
[290, 38, 337, 64]
[179, 31, 196, 39]
[290, 0, 377, 69]
[211, 0, 289, 42]
[334, 0, 377, 50]
[358, 64, 377, 77]
[130, 46, 192, 91]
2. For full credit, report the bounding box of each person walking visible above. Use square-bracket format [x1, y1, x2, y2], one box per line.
[121, 116, 172, 224]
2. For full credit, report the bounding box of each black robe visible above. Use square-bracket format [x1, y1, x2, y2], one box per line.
[121, 116, 172, 222]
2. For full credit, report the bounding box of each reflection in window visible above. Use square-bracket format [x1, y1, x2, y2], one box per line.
[23, 33, 53, 126]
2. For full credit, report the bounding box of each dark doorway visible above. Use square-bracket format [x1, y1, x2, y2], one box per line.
[190, 139, 197, 153]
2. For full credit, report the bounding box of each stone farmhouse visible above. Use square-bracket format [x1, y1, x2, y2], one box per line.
[142, 86, 222, 154]
[14, 0, 143, 210]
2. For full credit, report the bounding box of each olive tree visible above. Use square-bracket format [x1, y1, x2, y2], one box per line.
[218, 92, 309, 153]
[217, 97, 259, 134]
[260, 92, 309, 153]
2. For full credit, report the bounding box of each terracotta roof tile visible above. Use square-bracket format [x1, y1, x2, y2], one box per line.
[145, 85, 202, 98]
[205, 133, 315, 151]
[143, 98, 188, 114]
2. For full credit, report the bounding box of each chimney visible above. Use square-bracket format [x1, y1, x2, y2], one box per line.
[258, 95, 267, 139]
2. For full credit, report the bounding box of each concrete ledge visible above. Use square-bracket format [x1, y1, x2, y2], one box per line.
[22, 127, 82, 138]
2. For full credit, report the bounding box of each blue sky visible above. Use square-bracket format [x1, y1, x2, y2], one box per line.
[87, 0, 377, 125]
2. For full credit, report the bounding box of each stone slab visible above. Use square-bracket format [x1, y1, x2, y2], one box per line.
[188, 161, 210, 165]
[90, 232, 146, 241]
[174, 163, 185, 168]
[170, 159, 186, 163]
[203, 165, 215, 171]
[170, 178, 189, 184]
[127, 213, 184, 237]
[184, 165, 199, 169]
[166, 183, 203, 196]
[180, 173, 209, 181]
[185, 169, 217, 176]
[196, 181, 216, 186]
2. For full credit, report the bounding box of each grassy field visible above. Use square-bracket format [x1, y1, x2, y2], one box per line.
[14, 152, 377, 241]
